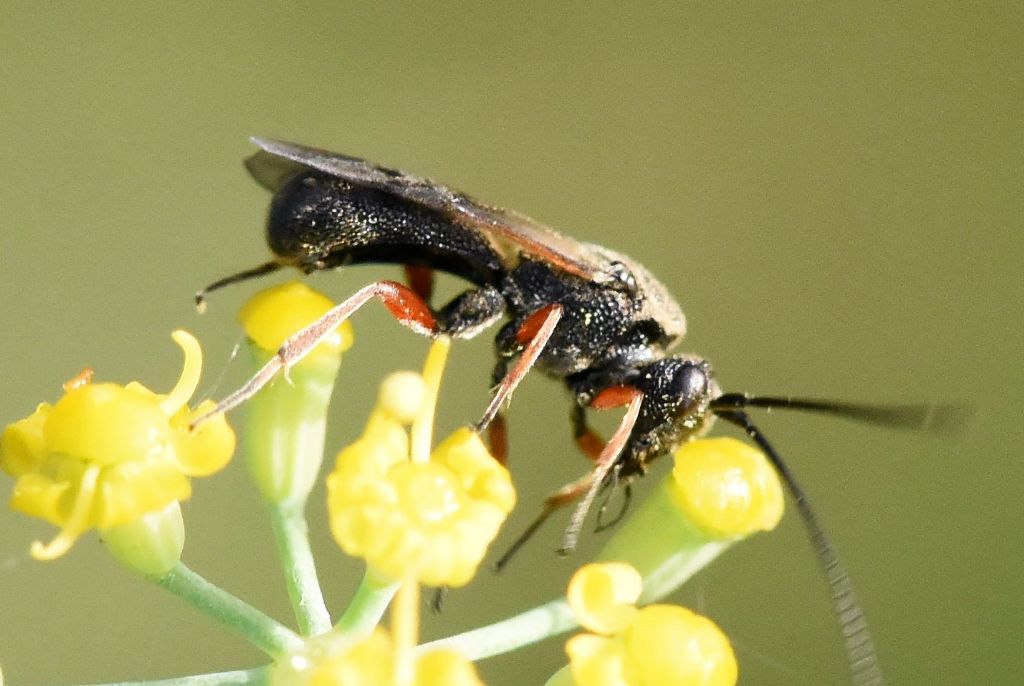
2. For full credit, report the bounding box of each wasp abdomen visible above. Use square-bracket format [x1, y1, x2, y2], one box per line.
[267, 170, 505, 285]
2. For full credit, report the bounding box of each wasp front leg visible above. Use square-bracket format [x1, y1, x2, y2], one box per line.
[474, 304, 564, 433]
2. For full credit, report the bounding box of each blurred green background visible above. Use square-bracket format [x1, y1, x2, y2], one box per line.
[1, 3, 1021, 685]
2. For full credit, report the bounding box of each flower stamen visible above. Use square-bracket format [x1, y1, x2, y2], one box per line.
[2, 330, 234, 564]
[327, 336, 514, 588]
[159, 330, 203, 417]
[410, 337, 450, 465]
[30, 464, 100, 560]
[62, 367, 94, 392]
[392, 574, 420, 686]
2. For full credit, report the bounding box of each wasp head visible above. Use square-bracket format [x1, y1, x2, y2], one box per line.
[619, 356, 719, 477]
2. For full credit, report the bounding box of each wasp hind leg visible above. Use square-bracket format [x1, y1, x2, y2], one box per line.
[195, 280, 504, 425]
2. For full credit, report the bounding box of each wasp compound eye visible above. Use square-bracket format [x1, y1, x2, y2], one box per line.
[672, 362, 709, 402]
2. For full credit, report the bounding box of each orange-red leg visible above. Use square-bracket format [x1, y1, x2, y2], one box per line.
[560, 387, 643, 554]
[403, 264, 435, 303]
[494, 471, 595, 571]
[571, 404, 605, 462]
[474, 304, 563, 432]
[487, 412, 510, 466]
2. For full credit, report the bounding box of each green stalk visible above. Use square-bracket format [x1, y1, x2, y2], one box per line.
[421, 479, 737, 662]
[419, 598, 577, 660]
[242, 343, 341, 636]
[333, 568, 400, 637]
[596, 478, 733, 603]
[267, 499, 331, 635]
[156, 563, 302, 657]
[70, 667, 268, 686]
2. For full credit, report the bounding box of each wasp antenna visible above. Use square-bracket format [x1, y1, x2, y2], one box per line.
[194, 261, 282, 310]
[711, 394, 969, 435]
[715, 409, 885, 686]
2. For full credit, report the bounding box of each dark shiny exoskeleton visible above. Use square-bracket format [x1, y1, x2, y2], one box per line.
[256, 149, 716, 480]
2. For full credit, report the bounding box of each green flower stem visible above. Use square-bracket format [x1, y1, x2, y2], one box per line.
[597, 478, 733, 603]
[333, 568, 400, 637]
[419, 597, 577, 661]
[268, 499, 332, 635]
[244, 350, 339, 505]
[70, 668, 268, 686]
[243, 344, 340, 637]
[156, 563, 302, 657]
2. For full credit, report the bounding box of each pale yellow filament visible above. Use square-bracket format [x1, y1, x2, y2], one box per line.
[159, 330, 202, 417]
[31, 465, 100, 560]
[410, 337, 450, 464]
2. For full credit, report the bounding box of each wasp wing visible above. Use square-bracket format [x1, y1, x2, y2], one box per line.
[246, 138, 613, 283]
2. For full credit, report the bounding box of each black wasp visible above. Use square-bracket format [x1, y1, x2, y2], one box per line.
[197, 138, 952, 686]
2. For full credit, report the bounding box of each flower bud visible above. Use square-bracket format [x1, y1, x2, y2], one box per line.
[563, 563, 737, 686]
[598, 438, 783, 603]
[103, 501, 185, 577]
[238, 282, 353, 504]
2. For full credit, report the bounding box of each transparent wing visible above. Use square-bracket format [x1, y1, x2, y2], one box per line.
[246, 138, 613, 282]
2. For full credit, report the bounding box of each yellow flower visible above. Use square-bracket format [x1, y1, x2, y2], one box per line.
[564, 563, 737, 686]
[669, 438, 784, 538]
[0, 330, 235, 561]
[326, 338, 515, 587]
[238, 282, 353, 504]
[273, 628, 484, 686]
[239, 281, 354, 363]
[596, 437, 784, 603]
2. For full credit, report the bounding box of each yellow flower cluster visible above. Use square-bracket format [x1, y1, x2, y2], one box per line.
[275, 629, 482, 686]
[326, 338, 515, 587]
[565, 563, 737, 686]
[0, 331, 234, 560]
